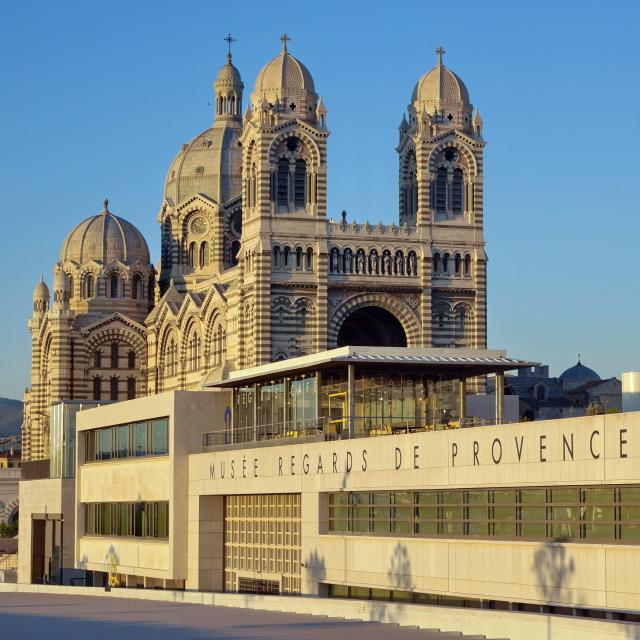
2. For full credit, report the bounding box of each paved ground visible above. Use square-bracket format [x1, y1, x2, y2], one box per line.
[0, 592, 474, 640]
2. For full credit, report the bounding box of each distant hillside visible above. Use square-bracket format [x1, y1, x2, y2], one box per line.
[0, 398, 22, 438]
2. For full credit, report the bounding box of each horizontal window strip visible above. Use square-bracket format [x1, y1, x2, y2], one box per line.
[327, 486, 640, 544]
[84, 418, 169, 462]
[84, 501, 169, 539]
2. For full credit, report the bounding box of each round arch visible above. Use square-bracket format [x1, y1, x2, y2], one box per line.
[328, 294, 420, 348]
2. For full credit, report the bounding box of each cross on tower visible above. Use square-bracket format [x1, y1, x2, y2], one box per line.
[224, 33, 235, 57]
[436, 46, 446, 64]
[280, 32, 291, 52]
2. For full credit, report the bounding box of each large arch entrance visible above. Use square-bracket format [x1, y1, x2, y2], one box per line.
[336, 306, 407, 348]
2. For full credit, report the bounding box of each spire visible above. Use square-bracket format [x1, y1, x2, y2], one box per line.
[102, 197, 109, 215]
[399, 113, 409, 132]
[436, 46, 445, 66]
[280, 32, 290, 53]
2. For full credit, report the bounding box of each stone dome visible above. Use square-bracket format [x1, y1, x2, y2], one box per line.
[411, 48, 471, 111]
[251, 37, 317, 112]
[60, 199, 150, 266]
[215, 53, 242, 87]
[164, 125, 242, 207]
[560, 360, 601, 383]
[33, 277, 50, 300]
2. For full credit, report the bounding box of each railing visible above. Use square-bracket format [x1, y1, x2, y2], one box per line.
[202, 416, 518, 449]
[0, 553, 17, 571]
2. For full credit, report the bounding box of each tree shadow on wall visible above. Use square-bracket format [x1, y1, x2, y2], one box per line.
[532, 541, 575, 640]
[304, 549, 326, 593]
[370, 542, 414, 624]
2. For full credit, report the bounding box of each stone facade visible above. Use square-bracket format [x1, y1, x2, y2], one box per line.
[23, 40, 487, 460]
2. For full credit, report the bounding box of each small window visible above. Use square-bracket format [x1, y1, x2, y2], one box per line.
[110, 377, 119, 401]
[127, 377, 136, 400]
[110, 343, 118, 369]
[92, 376, 101, 401]
[84, 275, 95, 299]
[199, 241, 209, 268]
[110, 274, 119, 298]
[464, 254, 472, 277]
[127, 350, 135, 369]
[132, 275, 142, 300]
[277, 158, 289, 207]
[93, 350, 102, 369]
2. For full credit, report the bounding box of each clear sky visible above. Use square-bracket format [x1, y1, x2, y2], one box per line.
[1, 0, 639, 400]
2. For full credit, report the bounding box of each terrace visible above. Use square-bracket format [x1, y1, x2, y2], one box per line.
[202, 346, 532, 449]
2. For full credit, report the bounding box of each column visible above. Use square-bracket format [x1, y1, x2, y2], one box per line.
[495, 372, 504, 425]
[347, 364, 355, 438]
[458, 377, 466, 427]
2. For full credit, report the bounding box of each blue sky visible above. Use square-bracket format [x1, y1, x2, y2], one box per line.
[1, 0, 638, 399]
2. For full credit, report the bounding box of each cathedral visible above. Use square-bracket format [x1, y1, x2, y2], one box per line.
[23, 37, 487, 461]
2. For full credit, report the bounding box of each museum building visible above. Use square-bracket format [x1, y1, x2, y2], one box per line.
[17, 37, 640, 625]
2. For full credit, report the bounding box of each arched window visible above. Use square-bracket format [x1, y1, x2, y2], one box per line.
[277, 158, 289, 207]
[455, 306, 470, 346]
[110, 343, 119, 369]
[464, 254, 472, 277]
[452, 168, 464, 215]
[188, 242, 196, 269]
[296, 247, 303, 269]
[68, 276, 74, 299]
[92, 376, 101, 401]
[93, 350, 102, 369]
[454, 253, 462, 275]
[213, 325, 226, 366]
[435, 167, 447, 214]
[147, 275, 154, 304]
[433, 253, 441, 273]
[306, 247, 313, 270]
[199, 241, 209, 268]
[294, 159, 306, 207]
[443, 253, 450, 274]
[110, 274, 119, 298]
[273, 246, 280, 267]
[284, 246, 290, 268]
[132, 274, 142, 300]
[84, 274, 94, 299]
[231, 240, 240, 266]
[164, 337, 177, 377]
[127, 350, 135, 369]
[110, 377, 119, 401]
[127, 377, 136, 400]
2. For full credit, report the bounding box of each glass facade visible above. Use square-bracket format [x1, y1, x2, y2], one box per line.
[228, 368, 462, 444]
[84, 501, 169, 538]
[84, 418, 169, 462]
[328, 486, 640, 544]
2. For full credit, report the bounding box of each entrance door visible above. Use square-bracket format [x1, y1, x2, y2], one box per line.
[31, 519, 45, 583]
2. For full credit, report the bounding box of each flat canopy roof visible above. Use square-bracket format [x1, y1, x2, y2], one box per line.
[208, 346, 536, 388]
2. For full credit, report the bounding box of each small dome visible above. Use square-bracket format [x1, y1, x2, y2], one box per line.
[60, 199, 150, 266]
[251, 36, 316, 111]
[215, 54, 242, 87]
[411, 48, 471, 111]
[33, 277, 49, 300]
[560, 360, 601, 383]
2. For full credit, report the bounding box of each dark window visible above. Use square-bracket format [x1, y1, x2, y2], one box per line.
[110, 343, 118, 368]
[277, 158, 289, 207]
[84, 275, 95, 299]
[452, 168, 464, 215]
[455, 253, 461, 275]
[306, 247, 313, 270]
[127, 350, 135, 369]
[68, 276, 74, 299]
[188, 242, 195, 269]
[110, 274, 119, 298]
[296, 247, 303, 269]
[93, 350, 102, 369]
[110, 377, 119, 401]
[147, 276, 154, 304]
[231, 241, 240, 267]
[464, 254, 471, 277]
[132, 275, 141, 300]
[294, 159, 306, 207]
[199, 241, 209, 268]
[436, 168, 447, 213]
[92, 376, 101, 401]
[127, 377, 136, 400]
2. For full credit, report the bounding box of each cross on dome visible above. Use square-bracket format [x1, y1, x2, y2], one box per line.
[436, 46, 446, 65]
[280, 32, 291, 52]
[103, 197, 109, 214]
[224, 33, 235, 59]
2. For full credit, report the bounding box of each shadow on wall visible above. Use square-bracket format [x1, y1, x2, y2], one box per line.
[304, 549, 326, 591]
[371, 542, 414, 624]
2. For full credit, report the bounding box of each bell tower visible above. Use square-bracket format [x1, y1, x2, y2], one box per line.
[237, 35, 329, 367]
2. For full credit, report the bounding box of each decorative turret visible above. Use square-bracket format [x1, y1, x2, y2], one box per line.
[472, 109, 483, 139]
[32, 276, 49, 320]
[316, 96, 327, 128]
[52, 264, 70, 311]
[214, 34, 243, 123]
